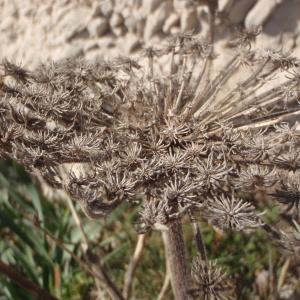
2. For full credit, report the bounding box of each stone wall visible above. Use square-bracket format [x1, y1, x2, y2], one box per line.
[1, 0, 300, 66]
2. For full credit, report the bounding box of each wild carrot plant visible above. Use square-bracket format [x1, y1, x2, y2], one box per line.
[1, 28, 300, 299]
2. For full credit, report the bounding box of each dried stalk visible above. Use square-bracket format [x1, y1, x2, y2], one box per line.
[163, 220, 192, 300]
[277, 258, 290, 290]
[66, 195, 89, 252]
[192, 221, 208, 262]
[123, 234, 146, 300]
[157, 252, 171, 300]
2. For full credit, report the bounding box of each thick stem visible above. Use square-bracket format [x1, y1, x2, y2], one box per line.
[163, 220, 192, 300]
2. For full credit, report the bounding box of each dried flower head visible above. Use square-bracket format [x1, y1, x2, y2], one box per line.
[206, 194, 264, 231]
[135, 199, 169, 233]
[270, 171, 300, 215]
[191, 257, 235, 300]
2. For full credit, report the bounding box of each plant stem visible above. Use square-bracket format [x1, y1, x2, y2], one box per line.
[192, 222, 208, 262]
[157, 253, 171, 300]
[123, 234, 146, 299]
[163, 219, 192, 300]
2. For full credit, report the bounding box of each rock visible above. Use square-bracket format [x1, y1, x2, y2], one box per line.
[122, 7, 135, 32]
[51, 3, 79, 27]
[60, 44, 84, 59]
[281, 32, 296, 52]
[255, 32, 279, 49]
[218, 0, 234, 12]
[142, 0, 162, 15]
[88, 18, 109, 37]
[91, 3, 102, 18]
[2, 0, 18, 18]
[110, 13, 124, 28]
[297, 35, 300, 47]
[121, 7, 132, 19]
[245, 0, 283, 29]
[100, 0, 113, 18]
[264, 0, 300, 35]
[66, 28, 89, 42]
[124, 8, 146, 35]
[144, 1, 172, 41]
[117, 33, 141, 54]
[51, 6, 90, 42]
[227, 0, 256, 24]
[37, 4, 52, 17]
[20, 5, 34, 18]
[163, 13, 180, 34]
[112, 26, 127, 37]
[83, 40, 100, 52]
[121, 33, 140, 53]
[97, 35, 116, 48]
[0, 16, 16, 31]
[173, 0, 191, 11]
[180, 8, 199, 33]
[170, 26, 180, 36]
[67, 44, 84, 58]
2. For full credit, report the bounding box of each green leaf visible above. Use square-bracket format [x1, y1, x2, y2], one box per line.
[0, 208, 53, 267]
[27, 184, 44, 225]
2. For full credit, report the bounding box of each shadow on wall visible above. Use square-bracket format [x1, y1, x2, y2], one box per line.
[264, 0, 300, 36]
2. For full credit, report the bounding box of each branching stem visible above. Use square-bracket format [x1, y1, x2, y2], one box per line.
[163, 219, 192, 300]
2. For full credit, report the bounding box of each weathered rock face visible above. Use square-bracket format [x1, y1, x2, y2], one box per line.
[180, 7, 200, 33]
[142, 0, 162, 15]
[225, 0, 257, 24]
[88, 18, 109, 38]
[163, 13, 180, 34]
[245, 0, 283, 29]
[0, 0, 299, 66]
[143, 1, 172, 41]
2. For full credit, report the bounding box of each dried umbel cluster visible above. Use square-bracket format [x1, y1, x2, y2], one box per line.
[1, 30, 300, 299]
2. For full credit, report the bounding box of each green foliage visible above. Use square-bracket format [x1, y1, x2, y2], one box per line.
[0, 161, 95, 299]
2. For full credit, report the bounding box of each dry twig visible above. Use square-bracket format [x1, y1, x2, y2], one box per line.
[123, 234, 146, 300]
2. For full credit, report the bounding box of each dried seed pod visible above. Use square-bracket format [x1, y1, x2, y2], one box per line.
[206, 194, 264, 231]
[191, 256, 235, 300]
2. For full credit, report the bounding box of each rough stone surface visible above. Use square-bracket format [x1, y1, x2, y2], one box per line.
[120, 33, 141, 53]
[142, 0, 162, 15]
[218, 0, 234, 12]
[227, 0, 256, 24]
[112, 26, 127, 37]
[0, 0, 299, 68]
[263, 0, 300, 35]
[143, 1, 172, 41]
[110, 13, 124, 28]
[180, 8, 199, 33]
[100, 0, 114, 18]
[88, 18, 109, 38]
[245, 0, 283, 29]
[163, 13, 180, 34]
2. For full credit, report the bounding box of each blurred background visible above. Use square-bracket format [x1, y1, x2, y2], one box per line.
[1, 1, 300, 299]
